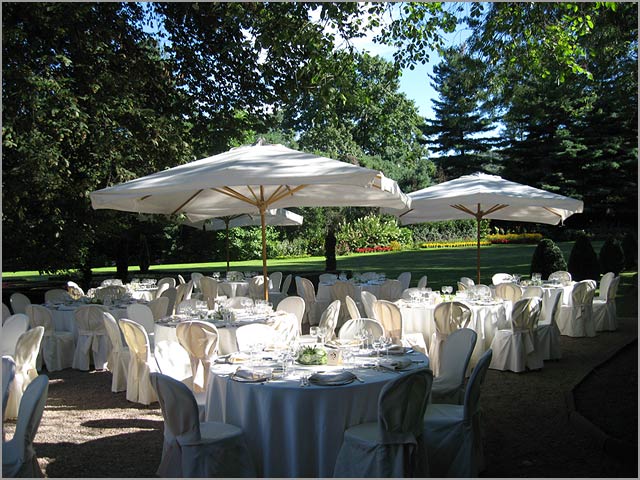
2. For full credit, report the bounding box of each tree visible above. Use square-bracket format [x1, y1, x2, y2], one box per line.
[599, 237, 625, 276]
[530, 239, 567, 280]
[567, 233, 600, 281]
[2, 3, 191, 274]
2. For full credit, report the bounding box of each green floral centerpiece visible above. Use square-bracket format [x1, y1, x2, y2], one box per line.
[297, 346, 327, 365]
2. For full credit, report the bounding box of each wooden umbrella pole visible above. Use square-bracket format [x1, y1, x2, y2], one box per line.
[259, 195, 269, 302]
[476, 216, 481, 285]
[225, 218, 230, 272]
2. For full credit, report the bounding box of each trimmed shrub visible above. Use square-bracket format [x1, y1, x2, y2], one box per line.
[599, 237, 625, 275]
[621, 232, 637, 269]
[567, 233, 600, 281]
[530, 239, 567, 280]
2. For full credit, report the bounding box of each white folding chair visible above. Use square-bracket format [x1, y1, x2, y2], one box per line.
[431, 328, 478, 404]
[2, 374, 49, 478]
[25, 305, 75, 372]
[4, 327, 44, 420]
[149, 372, 256, 478]
[424, 349, 493, 478]
[72, 305, 111, 371]
[9, 293, 31, 315]
[276, 296, 305, 335]
[119, 318, 157, 405]
[103, 312, 130, 393]
[333, 368, 433, 477]
[0, 314, 29, 357]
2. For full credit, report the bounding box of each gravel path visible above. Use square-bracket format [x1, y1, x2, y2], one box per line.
[3, 316, 637, 478]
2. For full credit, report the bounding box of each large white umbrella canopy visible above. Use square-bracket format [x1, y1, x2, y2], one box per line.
[183, 209, 303, 271]
[91, 140, 411, 299]
[382, 172, 584, 283]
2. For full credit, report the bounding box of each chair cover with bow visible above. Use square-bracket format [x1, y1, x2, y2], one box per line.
[333, 368, 433, 478]
[148, 296, 170, 321]
[102, 312, 130, 393]
[295, 276, 326, 326]
[556, 280, 597, 337]
[176, 321, 219, 393]
[160, 287, 178, 316]
[1, 314, 29, 357]
[25, 305, 74, 372]
[431, 328, 478, 405]
[119, 318, 157, 405]
[276, 296, 305, 335]
[2, 374, 49, 478]
[9, 293, 31, 315]
[593, 276, 620, 332]
[331, 281, 359, 328]
[430, 302, 472, 376]
[345, 295, 361, 320]
[72, 305, 111, 371]
[397, 272, 411, 291]
[149, 372, 256, 478]
[3, 356, 16, 421]
[489, 297, 543, 372]
[4, 327, 44, 421]
[360, 290, 378, 320]
[534, 291, 563, 361]
[126, 304, 156, 349]
[338, 318, 384, 340]
[495, 282, 522, 303]
[317, 299, 341, 340]
[423, 349, 492, 478]
[378, 279, 404, 302]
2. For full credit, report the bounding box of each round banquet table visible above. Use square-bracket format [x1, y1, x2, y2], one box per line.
[44, 302, 130, 340]
[205, 351, 430, 478]
[316, 281, 383, 302]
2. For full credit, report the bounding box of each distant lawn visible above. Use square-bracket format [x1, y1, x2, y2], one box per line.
[3, 241, 636, 316]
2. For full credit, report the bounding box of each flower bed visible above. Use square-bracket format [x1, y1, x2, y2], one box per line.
[419, 240, 491, 249]
[487, 233, 543, 244]
[355, 245, 393, 253]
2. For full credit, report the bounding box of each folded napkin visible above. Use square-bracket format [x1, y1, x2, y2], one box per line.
[308, 371, 357, 386]
[379, 359, 412, 371]
[228, 353, 251, 364]
[385, 345, 413, 355]
[231, 368, 271, 383]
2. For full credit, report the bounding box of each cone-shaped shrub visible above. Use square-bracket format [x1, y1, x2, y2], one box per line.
[530, 238, 567, 280]
[568, 233, 600, 281]
[599, 236, 625, 275]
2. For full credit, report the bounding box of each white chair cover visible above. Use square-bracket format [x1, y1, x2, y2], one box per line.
[556, 280, 597, 337]
[431, 328, 478, 405]
[318, 273, 337, 283]
[44, 289, 69, 303]
[67, 281, 85, 297]
[9, 293, 31, 315]
[4, 327, 44, 421]
[235, 323, 280, 351]
[72, 305, 111, 371]
[372, 300, 403, 343]
[522, 286, 544, 298]
[103, 312, 129, 393]
[248, 275, 268, 300]
[177, 274, 186, 284]
[198, 276, 219, 309]
[270, 312, 299, 345]
[176, 321, 219, 393]
[281, 274, 293, 295]
[472, 284, 493, 297]
[534, 290, 563, 361]
[295, 276, 323, 326]
[149, 372, 256, 478]
[318, 300, 341, 340]
[160, 287, 178, 316]
[460, 276, 475, 287]
[331, 281, 359, 327]
[417, 275, 428, 289]
[345, 295, 361, 320]
[176, 298, 199, 314]
[430, 302, 472, 376]
[491, 273, 513, 285]
[126, 304, 155, 349]
[360, 290, 378, 320]
[94, 285, 127, 302]
[593, 276, 620, 332]
[25, 305, 74, 372]
[2, 374, 48, 478]
[3, 302, 12, 323]
[276, 296, 305, 335]
[424, 349, 492, 478]
[155, 277, 176, 299]
[596, 272, 615, 300]
[457, 281, 469, 292]
[148, 296, 170, 320]
[549, 270, 572, 284]
[489, 297, 543, 372]
[175, 280, 194, 306]
[190, 272, 204, 291]
[378, 279, 404, 302]
[333, 368, 433, 478]
[1, 314, 29, 357]
[2, 356, 16, 421]
[495, 282, 523, 303]
[269, 271, 283, 292]
[119, 319, 157, 405]
[401, 288, 423, 301]
[338, 318, 384, 340]
[100, 278, 123, 287]
[397, 272, 412, 290]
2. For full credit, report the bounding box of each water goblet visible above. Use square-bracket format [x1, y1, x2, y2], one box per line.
[372, 336, 383, 366]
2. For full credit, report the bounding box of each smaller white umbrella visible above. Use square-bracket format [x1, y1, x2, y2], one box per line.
[183, 209, 303, 271]
[383, 172, 584, 283]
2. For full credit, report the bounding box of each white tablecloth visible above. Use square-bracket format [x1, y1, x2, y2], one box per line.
[218, 281, 249, 298]
[205, 351, 429, 477]
[45, 303, 129, 340]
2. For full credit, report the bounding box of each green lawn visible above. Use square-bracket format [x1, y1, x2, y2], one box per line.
[3, 241, 636, 316]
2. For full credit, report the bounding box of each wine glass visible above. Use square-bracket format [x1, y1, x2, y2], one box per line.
[309, 326, 319, 342]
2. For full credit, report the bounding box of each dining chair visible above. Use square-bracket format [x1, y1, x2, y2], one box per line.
[190, 272, 204, 292]
[269, 271, 283, 293]
[72, 305, 111, 371]
[489, 296, 543, 372]
[25, 304, 75, 372]
[295, 276, 321, 326]
[175, 280, 194, 306]
[360, 290, 378, 320]
[248, 275, 268, 300]
[155, 277, 176, 299]
[2, 302, 12, 324]
[281, 273, 293, 295]
[397, 271, 411, 290]
[149, 372, 256, 478]
[177, 274, 186, 285]
[160, 287, 178, 316]
[417, 275, 428, 289]
[457, 281, 469, 292]
[44, 288, 69, 303]
[521, 285, 544, 298]
[235, 323, 280, 351]
[3, 327, 44, 421]
[66, 281, 85, 297]
[431, 328, 478, 404]
[345, 295, 361, 320]
[378, 279, 404, 302]
[423, 349, 493, 478]
[534, 291, 563, 361]
[270, 312, 299, 345]
[491, 273, 513, 285]
[317, 299, 341, 340]
[549, 270, 572, 284]
[119, 318, 157, 405]
[331, 281, 359, 327]
[495, 282, 522, 303]
[337, 318, 384, 340]
[460, 276, 475, 288]
[276, 296, 305, 335]
[556, 280, 597, 337]
[9, 293, 31, 315]
[224, 296, 253, 309]
[430, 301, 472, 376]
[318, 273, 337, 283]
[2, 374, 49, 478]
[126, 304, 156, 349]
[176, 321, 219, 394]
[371, 299, 422, 351]
[593, 275, 620, 332]
[0, 314, 29, 357]
[2, 356, 16, 421]
[198, 276, 219, 309]
[333, 368, 433, 477]
[148, 296, 170, 320]
[102, 312, 129, 393]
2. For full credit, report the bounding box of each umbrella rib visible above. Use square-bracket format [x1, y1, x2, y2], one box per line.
[268, 184, 307, 205]
[542, 207, 563, 219]
[170, 189, 204, 215]
[210, 187, 258, 207]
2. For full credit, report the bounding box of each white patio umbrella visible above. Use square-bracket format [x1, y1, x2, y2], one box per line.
[91, 140, 411, 299]
[382, 172, 584, 284]
[182, 209, 303, 271]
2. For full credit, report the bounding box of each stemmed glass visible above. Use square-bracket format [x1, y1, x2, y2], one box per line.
[309, 326, 319, 343]
[379, 334, 393, 360]
[372, 336, 383, 366]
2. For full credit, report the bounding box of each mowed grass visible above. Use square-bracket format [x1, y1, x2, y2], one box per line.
[3, 241, 636, 316]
